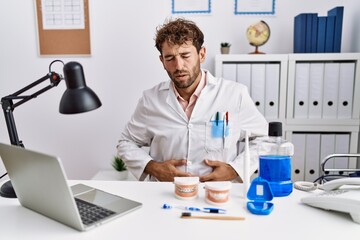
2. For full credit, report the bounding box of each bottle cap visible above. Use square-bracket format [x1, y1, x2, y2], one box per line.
[268, 122, 282, 137]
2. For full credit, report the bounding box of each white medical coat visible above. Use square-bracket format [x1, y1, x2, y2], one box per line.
[117, 70, 268, 181]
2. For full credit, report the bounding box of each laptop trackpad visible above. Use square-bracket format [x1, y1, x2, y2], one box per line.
[71, 184, 142, 213]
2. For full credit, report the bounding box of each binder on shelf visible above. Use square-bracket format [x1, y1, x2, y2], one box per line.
[291, 133, 306, 182]
[305, 13, 317, 53]
[250, 64, 266, 115]
[294, 63, 310, 118]
[316, 16, 327, 53]
[308, 63, 324, 119]
[310, 13, 318, 53]
[294, 13, 307, 53]
[322, 63, 340, 119]
[324, 15, 336, 53]
[327, 6, 344, 53]
[337, 62, 355, 119]
[264, 63, 280, 119]
[334, 134, 350, 171]
[236, 64, 251, 90]
[305, 134, 321, 182]
[222, 63, 237, 82]
[320, 134, 336, 175]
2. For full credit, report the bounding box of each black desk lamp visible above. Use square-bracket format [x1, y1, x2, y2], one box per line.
[0, 60, 101, 198]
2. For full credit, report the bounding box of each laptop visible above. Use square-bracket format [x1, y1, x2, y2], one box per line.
[0, 143, 142, 231]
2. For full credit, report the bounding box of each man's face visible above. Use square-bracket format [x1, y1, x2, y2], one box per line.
[159, 41, 205, 89]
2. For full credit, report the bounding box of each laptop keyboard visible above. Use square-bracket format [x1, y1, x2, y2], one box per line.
[75, 198, 116, 226]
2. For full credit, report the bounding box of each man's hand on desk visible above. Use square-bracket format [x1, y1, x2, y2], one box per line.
[144, 159, 191, 182]
[199, 159, 238, 182]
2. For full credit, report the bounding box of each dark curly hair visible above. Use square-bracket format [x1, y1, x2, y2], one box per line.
[155, 18, 204, 54]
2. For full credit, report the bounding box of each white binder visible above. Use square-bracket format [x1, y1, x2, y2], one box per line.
[308, 63, 324, 118]
[291, 133, 306, 182]
[337, 62, 355, 119]
[322, 63, 340, 118]
[305, 134, 321, 182]
[236, 63, 251, 90]
[222, 63, 237, 82]
[334, 134, 350, 171]
[320, 134, 336, 175]
[250, 63, 266, 115]
[265, 63, 280, 119]
[294, 63, 310, 118]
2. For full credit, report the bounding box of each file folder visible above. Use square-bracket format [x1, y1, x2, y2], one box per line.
[327, 6, 344, 53]
[337, 62, 355, 119]
[305, 134, 321, 182]
[222, 63, 237, 82]
[325, 16, 335, 53]
[236, 63, 251, 90]
[251, 64, 266, 115]
[308, 63, 324, 119]
[264, 63, 280, 119]
[310, 13, 319, 53]
[306, 13, 317, 53]
[316, 16, 327, 53]
[320, 134, 336, 175]
[294, 63, 310, 118]
[334, 134, 350, 172]
[291, 133, 306, 182]
[294, 13, 307, 53]
[322, 63, 340, 119]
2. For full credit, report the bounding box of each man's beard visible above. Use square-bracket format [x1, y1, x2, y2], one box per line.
[169, 65, 201, 89]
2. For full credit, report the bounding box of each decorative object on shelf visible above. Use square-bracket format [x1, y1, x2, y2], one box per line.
[220, 42, 231, 54]
[246, 20, 270, 54]
[111, 156, 128, 180]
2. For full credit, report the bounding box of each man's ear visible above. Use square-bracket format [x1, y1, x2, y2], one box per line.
[199, 47, 206, 63]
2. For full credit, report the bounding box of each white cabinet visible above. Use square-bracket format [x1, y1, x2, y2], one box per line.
[215, 54, 288, 123]
[215, 53, 360, 181]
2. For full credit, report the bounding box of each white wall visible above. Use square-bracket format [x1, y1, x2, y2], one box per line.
[1, 0, 360, 179]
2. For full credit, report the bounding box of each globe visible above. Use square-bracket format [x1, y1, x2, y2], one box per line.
[246, 20, 270, 54]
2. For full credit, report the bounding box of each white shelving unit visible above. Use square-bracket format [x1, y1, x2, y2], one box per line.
[215, 53, 360, 182]
[215, 54, 288, 123]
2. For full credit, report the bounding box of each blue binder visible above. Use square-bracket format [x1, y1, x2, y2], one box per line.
[294, 13, 307, 53]
[325, 16, 335, 53]
[327, 6, 344, 53]
[310, 13, 318, 53]
[317, 16, 327, 53]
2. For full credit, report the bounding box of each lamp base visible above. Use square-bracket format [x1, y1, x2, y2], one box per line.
[0, 180, 17, 198]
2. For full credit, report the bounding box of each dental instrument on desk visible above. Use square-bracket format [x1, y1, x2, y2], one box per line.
[181, 212, 245, 220]
[162, 203, 226, 214]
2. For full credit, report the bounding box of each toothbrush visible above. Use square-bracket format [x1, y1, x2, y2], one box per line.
[162, 203, 226, 214]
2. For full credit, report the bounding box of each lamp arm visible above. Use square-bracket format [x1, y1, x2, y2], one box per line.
[1, 72, 62, 146]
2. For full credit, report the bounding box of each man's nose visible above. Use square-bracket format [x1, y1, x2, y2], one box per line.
[174, 56, 184, 70]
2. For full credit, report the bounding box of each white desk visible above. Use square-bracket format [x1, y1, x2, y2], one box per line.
[0, 180, 359, 239]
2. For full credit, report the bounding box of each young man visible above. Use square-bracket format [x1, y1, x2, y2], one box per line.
[117, 18, 267, 182]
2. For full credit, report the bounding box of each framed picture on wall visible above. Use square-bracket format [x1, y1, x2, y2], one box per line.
[235, 0, 276, 15]
[172, 0, 211, 14]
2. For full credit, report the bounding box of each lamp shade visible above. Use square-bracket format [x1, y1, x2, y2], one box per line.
[59, 62, 102, 114]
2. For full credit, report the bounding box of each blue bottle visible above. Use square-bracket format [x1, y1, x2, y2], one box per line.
[258, 122, 294, 197]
